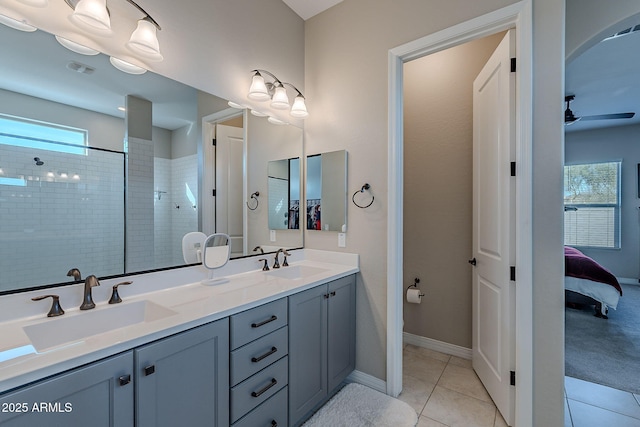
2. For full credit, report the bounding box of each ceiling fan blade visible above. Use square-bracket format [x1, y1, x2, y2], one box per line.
[579, 112, 635, 121]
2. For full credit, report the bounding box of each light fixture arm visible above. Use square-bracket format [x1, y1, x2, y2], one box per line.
[281, 82, 304, 98]
[64, 0, 161, 30]
[252, 69, 283, 86]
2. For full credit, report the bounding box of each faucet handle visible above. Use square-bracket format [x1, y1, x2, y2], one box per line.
[31, 295, 65, 317]
[67, 268, 82, 282]
[282, 249, 291, 267]
[258, 258, 269, 271]
[109, 281, 133, 304]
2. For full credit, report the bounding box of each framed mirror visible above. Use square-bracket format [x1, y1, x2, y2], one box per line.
[306, 150, 348, 232]
[0, 23, 303, 295]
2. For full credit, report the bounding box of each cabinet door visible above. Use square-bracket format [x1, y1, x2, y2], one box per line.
[0, 351, 134, 427]
[327, 274, 356, 391]
[288, 284, 328, 425]
[135, 319, 229, 427]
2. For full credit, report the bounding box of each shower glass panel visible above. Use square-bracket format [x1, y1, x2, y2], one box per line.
[0, 142, 125, 292]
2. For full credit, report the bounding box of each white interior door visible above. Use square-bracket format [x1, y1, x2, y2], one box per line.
[472, 29, 516, 426]
[215, 124, 244, 256]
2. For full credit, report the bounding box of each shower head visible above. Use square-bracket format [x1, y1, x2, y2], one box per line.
[33, 157, 44, 166]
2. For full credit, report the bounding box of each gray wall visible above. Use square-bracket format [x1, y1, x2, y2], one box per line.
[565, 124, 640, 280]
[402, 32, 505, 349]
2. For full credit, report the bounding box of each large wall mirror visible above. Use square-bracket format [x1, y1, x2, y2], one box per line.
[0, 23, 303, 294]
[306, 150, 348, 232]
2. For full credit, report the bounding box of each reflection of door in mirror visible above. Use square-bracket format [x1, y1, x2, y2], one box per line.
[306, 150, 348, 232]
[268, 158, 301, 230]
[214, 118, 244, 257]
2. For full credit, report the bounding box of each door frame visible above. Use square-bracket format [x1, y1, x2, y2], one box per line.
[386, 1, 533, 426]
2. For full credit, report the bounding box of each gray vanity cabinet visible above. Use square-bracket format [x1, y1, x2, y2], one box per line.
[0, 351, 134, 427]
[288, 274, 356, 426]
[135, 318, 229, 427]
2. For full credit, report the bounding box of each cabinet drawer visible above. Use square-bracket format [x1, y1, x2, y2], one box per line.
[231, 326, 288, 386]
[231, 298, 287, 349]
[233, 386, 288, 427]
[230, 356, 288, 423]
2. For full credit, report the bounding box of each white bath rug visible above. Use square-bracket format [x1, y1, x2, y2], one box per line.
[302, 382, 418, 427]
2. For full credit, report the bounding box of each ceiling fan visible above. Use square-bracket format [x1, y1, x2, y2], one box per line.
[565, 95, 635, 125]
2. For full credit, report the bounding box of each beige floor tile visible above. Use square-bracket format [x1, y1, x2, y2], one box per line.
[417, 415, 449, 427]
[448, 356, 472, 369]
[568, 399, 640, 427]
[565, 376, 640, 419]
[404, 350, 448, 384]
[494, 409, 508, 427]
[437, 363, 493, 403]
[398, 374, 436, 415]
[423, 386, 496, 427]
[404, 345, 452, 363]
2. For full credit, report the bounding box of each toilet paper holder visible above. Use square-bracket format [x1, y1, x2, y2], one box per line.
[407, 277, 425, 297]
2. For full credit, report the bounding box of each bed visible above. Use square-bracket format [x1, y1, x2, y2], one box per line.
[564, 246, 623, 319]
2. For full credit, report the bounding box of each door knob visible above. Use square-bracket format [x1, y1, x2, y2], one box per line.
[468, 258, 477, 266]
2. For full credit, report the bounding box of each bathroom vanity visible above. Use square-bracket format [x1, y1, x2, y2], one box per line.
[0, 250, 358, 427]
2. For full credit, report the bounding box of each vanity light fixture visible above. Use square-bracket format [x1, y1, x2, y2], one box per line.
[247, 69, 308, 118]
[109, 56, 147, 74]
[55, 36, 99, 55]
[62, 0, 163, 62]
[0, 14, 37, 32]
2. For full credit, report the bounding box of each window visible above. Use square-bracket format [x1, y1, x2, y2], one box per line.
[0, 114, 87, 155]
[564, 161, 621, 248]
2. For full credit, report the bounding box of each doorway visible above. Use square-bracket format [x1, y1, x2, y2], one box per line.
[387, 3, 533, 426]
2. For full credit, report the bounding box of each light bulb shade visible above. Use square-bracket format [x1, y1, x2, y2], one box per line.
[248, 73, 270, 101]
[73, 0, 111, 31]
[0, 14, 37, 32]
[267, 116, 288, 125]
[270, 85, 290, 110]
[250, 110, 268, 117]
[127, 18, 162, 59]
[55, 36, 99, 55]
[290, 95, 308, 118]
[109, 57, 147, 75]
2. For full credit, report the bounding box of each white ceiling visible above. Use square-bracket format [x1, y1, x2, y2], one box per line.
[565, 27, 640, 132]
[282, 0, 343, 20]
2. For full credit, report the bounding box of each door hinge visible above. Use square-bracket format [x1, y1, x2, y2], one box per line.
[510, 162, 516, 177]
[510, 57, 516, 73]
[212, 138, 217, 146]
[510, 370, 516, 386]
[510, 266, 516, 281]
[212, 189, 216, 197]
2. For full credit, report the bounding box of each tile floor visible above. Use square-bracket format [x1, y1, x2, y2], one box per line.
[398, 344, 640, 427]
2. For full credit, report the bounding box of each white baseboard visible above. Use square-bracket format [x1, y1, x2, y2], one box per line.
[346, 370, 387, 394]
[617, 277, 639, 286]
[403, 332, 472, 360]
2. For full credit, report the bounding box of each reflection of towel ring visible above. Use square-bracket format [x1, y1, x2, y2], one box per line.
[352, 183, 374, 208]
[246, 191, 260, 210]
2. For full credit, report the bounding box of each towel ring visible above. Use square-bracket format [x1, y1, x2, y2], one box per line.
[246, 191, 260, 210]
[352, 183, 374, 209]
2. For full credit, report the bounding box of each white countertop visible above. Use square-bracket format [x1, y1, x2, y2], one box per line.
[0, 249, 359, 394]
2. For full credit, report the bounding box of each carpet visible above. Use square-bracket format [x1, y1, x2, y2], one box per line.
[565, 284, 640, 394]
[302, 383, 418, 427]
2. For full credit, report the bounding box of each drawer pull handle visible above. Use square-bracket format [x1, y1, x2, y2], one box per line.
[271, 421, 278, 427]
[330, 291, 336, 297]
[251, 315, 277, 328]
[252, 347, 278, 363]
[144, 365, 155, 376]
[118, 374, 131, 386]
[251, 378, 277, 397]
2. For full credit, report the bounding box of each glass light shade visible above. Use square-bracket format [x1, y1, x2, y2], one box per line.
[73, 0, 111, 31]
[248, 73, 270, 101]
[270, 85, 290, 110]
[109, 57, 147, 75]
[127, 18, 161, 59]
[228, 101, 246, 109]
[290, 95, 308, 118]
[268, 116, 288, 125]
[55, 36, 99, 55]
[0, 15, 36, 32]
[250, 110, 268, 117]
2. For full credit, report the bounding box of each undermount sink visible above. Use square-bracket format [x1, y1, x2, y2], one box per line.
[23, 300, 177, 352]
[265, 265, 328, 280]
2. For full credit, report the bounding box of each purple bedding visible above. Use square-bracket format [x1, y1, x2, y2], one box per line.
[564, 246, 622, 295]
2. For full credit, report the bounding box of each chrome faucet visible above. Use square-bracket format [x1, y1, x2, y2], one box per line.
[67, 268, 82, 282]
[253, 246, 265, 254]
[273, 248, 291, 269]
[80, 275, 100, 310]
